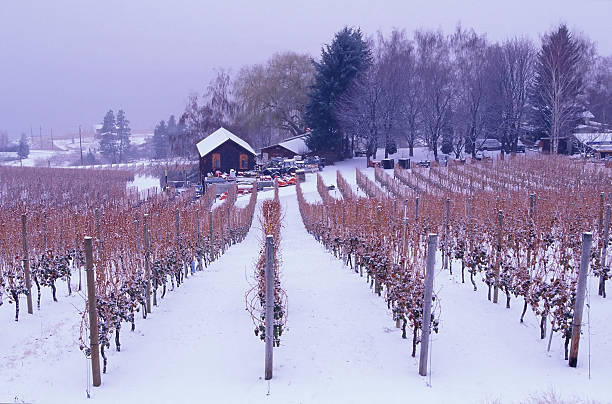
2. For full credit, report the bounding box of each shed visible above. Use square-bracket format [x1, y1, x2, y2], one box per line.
[573, 132, 612, 158]
[197, 127, 256, 177]
[260, 134, 311, 160]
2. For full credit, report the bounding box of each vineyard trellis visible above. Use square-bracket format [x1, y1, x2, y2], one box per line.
[0, 166, 258, 376]
[297, 175, 440, 362]
[373, 156, 612, 364]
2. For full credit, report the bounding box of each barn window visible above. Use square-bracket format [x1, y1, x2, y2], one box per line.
[240, 153, 248, 169]
[212, 153, 221, 170]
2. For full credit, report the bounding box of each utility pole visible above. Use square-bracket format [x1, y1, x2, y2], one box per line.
[50, 128, 53, 150]
[39, 125, 43, 149]
[79, 125, 84, 165]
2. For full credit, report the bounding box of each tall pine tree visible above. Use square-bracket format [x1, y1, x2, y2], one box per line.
[153, 120, 168, 159]
[18, 133, 30, 164]
[305, 27, 371, 161]
[99, 110, 117, 163]
[116, 110, 131, 162]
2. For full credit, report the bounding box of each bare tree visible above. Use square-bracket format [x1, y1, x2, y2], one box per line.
[494, 38, 536, 155]
[416, 30, 453, 162]
[585, 55, 612, 126]
[178, 69, 239, 158]
[450, 26, 489, 158]
[531, 24, 586, 154]
[336, 66, 383, 167]
[233, 52, 314, 147]
[376, 30, 413, 158]
[336, 31, 411, 165]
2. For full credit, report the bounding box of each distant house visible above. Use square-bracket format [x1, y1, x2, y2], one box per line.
[93, 124, 103, 135]
[196, 127, 256, 177]
[573, 132, 612, 158]
[260, 134, 311, 159]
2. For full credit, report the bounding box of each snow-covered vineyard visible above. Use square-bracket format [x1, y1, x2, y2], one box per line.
[1, 152, 611, 404]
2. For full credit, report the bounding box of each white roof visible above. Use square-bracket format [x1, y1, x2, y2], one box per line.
[581, 111, 595, 119]
[278, 136, 310, 155]
[573, 132, 612, 144]
[573, 132, 612, 152]
[196, 127, 256, 157]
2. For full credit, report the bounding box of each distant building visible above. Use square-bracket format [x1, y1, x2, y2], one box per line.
[196, 127, 256, 177]
[260, 134, 311, 160]
[93, 124, 103, 135]
[572, 132, 612, 159]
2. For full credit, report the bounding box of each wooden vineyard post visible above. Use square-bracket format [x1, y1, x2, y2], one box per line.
[196, 210, 203, 271]
[443, 197, 450, 270]
[209, 209, 214, 260]
[176, 209, 187, 277]
[21, 214, 34, 315]
[75, 216, 82, 292]
[419, 233, 438, 377]
[402, 199, 408, 258]
[84, 237, 102, 387]
[144, 214, 152, 313]
[527, 194, 536, 270]
[415, 196, 420, 222]
[599, 204, 610, 297]
[94, 208, 102, 259]
[599, 192, 605, 238]
[264, 235, 274, 380]
[375, 204, 382, 295]
[569, 232, 593, 368]
[494, 210, 502, 304]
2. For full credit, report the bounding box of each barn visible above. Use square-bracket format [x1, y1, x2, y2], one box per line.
[260, 134, 311, 159]
[197, 127, 256, 177]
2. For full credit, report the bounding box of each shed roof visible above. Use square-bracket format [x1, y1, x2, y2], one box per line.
[572, 132, 612, 153]
[196, 127, 256, 157]
[261, 134, 311, 155]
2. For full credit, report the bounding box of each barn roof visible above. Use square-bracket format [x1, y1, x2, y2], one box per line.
[261, 134, 311, 155]
[196, 127, 256, 157]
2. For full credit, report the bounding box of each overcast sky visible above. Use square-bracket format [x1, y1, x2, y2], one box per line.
[1, 0, 611, 138]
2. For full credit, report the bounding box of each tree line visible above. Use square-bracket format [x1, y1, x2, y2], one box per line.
[153, 23, 612, 162]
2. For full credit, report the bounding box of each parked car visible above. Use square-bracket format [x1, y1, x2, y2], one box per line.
[478, 138, 502, 151]
[503, 140, 526, 153]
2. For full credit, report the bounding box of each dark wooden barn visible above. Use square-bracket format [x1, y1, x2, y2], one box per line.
[197, 127, 256, 177]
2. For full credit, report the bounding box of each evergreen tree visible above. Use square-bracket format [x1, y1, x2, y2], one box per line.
[99, 110, 118, 163]
[116, 110, 131, 162]
[305, 27, 371, 161]
[17, 133, 29, 163]
[166, 115, 179, 156]
[153, 120, 168, 159]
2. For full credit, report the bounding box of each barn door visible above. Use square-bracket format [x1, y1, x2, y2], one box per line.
[212, 153, 221, 170]
[239, 153, 248, 170]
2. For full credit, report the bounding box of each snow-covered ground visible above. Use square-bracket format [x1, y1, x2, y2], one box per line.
[2, 149, 610, 403]
[4, 133, 153, 168]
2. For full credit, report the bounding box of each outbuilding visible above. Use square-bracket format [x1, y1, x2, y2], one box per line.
[197, 127, 256, 177]
[260, 134, 311, 160]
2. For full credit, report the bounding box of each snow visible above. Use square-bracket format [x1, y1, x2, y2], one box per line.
[127, 174, 160, 193]
[1, 148, 611, 403]
[196, 127, 257, 157]
[278, 136, 310, 155]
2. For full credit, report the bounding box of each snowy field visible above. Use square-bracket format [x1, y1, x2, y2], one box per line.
[1, 150, 610, 404]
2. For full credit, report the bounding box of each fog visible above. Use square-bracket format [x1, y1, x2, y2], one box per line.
[1, 0, 611, 138]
